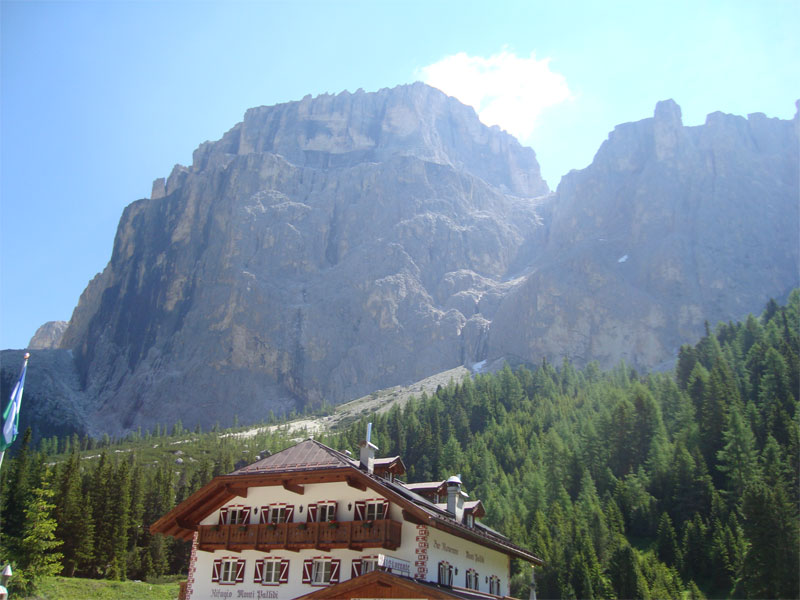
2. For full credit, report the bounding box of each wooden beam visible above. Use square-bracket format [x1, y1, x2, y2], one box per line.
[282, 480, 304, 495]
[401, 509, 425, 525]
[225, 484, 248, 498]
[176, 518, 198, 531]
[346, 476, 367, 491]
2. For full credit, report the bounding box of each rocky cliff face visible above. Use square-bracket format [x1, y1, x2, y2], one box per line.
[6, 87, 797, 437]
[28, 321, 68, 349]
[57, 83, 549, 434]
[489, 100, 799, 369]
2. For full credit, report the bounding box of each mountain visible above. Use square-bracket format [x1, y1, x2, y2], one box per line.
[489, 99, 799, 369]
[28, 321, 68, 349]
[3, 86, 797, 437]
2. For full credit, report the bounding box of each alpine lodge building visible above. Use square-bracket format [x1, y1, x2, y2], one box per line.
[151, 433, 542, 599]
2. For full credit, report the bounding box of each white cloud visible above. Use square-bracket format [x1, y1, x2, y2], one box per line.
[418, 50, 571, 141]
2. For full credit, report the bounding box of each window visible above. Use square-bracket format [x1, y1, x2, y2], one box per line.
[354, 499, 388, 521]
[365, 500, 383, 521]
[489, 575, 501, 595]
[361, 556, 378, 574]
[221, 559, 238, 584]
[229, 507, 246, 524]
[255, 558, 289, 586]
[317, 502, 337, 522]
[351, 556, 378, 579]
[313, 559, 331, 584]
[212, 557, 245, 585]
[438, 561, 453, 586]
[260, 504, 294, 524]
[303, 557, 340, 586]
[466, 513, 474, 528]
[220, 505, 250, 525]
[466, 568, 479, 591]
[263, 559, 280, 584]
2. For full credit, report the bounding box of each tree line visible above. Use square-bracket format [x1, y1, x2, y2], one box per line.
[1, 291, 797, 598]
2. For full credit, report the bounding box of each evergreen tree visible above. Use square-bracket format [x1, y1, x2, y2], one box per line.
[741, 480, 799, 599]
[54, 447, 94, 576]
[656, 512, 681, 568]
[716, 405, 760, 507]
[13, 469, 64, 595]
[609, 541, 650, 600]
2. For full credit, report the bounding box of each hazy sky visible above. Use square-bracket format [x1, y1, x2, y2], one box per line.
[1, 0, 798, 350]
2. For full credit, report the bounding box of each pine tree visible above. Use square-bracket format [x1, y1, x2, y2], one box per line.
[716, 405, 760, 507]
[741, 480, 800, 599]
[54, 447, 94, 576]
[609, 541, 650, 600]
[13, 469, 64, 595]
[656, 512, 681, 568]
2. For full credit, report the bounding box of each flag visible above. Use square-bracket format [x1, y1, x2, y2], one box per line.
[1, 353, 29, 452]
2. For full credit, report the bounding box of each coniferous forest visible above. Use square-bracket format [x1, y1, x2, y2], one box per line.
[1, 291, 798, 599]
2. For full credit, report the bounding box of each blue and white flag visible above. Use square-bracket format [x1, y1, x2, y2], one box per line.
[1, 353, 29, 452]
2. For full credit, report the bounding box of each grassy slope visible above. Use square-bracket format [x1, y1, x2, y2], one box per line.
[23, 576, 179, 599]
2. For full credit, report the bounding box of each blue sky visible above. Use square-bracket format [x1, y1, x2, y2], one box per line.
[1, 0, 798, 350]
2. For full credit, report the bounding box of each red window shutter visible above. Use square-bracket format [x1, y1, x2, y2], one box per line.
[330, 559, 340, 584]
[254, 559, 263, 583]
[354, 500, 365, 521]
[302, 559, 313, 584]
[219, 507, 228, 525]
[286, 505, 295, 522]
[351, 559, 362, 579]
[236, 559, 246, 583]
[279, 559, 290, 584]
[260, 506, 269, 524]
[307, 503, 317, 523]
[242, 507, 252, 524]
[382, 501, 389, 519]
[212, 559, 222, 582]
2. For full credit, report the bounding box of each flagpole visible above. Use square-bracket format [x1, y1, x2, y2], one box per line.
[0, 352, 30, 472]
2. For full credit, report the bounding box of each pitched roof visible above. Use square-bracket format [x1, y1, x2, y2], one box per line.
[233, 438, 353, 474]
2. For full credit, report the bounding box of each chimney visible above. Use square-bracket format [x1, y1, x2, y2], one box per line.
[446, 475, 464, 522]
[359, 423, 378, 474]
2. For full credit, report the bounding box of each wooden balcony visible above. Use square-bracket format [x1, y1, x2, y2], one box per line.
[198, 519, 402, 553]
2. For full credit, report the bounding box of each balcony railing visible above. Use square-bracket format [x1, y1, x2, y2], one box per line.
[198, 519, 402, 552]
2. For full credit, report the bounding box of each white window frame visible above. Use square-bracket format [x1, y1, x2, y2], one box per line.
[269, 505, 287, 523]
[312, 558, 332, 584]
[262, 558, 281, 584]
[489, 575, 501, 595]
[317, 502, 336, 522]
[220, 558, 238, 584]
[361, 556, 378, 574]
[227, 507, 246, 525]
[365, 500, 383, 521]
[438, 561, 453, 586]
[465, 513, 474, 528]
